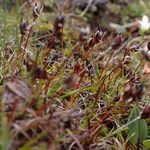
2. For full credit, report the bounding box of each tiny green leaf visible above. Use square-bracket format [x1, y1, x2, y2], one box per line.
[128, 105, 148, 144]
[138, 119, 148, 142]
[143, 139, 150, 148]
[128, 105, 140, 144]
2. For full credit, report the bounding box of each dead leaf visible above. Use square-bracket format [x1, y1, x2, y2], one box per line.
[6, 77, 32, 100]
[13, 117, 41, 132]
[3, 76, 32, 110]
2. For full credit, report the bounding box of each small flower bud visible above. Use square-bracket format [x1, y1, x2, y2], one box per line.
[20, 19, 28, 35]
[53, 14, 65, 35]
[114, 95, 121, 102]
[123, 55, 131, 64]
[112, 35, 123, 49]
[141, 105, 150, 119]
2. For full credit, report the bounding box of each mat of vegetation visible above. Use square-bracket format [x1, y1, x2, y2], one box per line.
[0, 0, 150, 150]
